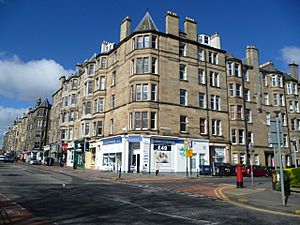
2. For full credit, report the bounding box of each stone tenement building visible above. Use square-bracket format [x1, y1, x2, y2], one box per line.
[3, 11, 300, 172]
[3, 98, 51, 162]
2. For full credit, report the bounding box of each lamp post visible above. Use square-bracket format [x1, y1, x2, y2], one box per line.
[249, 143, 254, 188]
[291, 137, 298, 168]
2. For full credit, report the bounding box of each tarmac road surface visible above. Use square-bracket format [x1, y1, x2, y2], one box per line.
[0, 163, 299, 225]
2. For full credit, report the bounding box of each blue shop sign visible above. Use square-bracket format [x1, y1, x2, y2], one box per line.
[152, 139, 184, 145]
[103, 137, 122, 145]
[127, 137, 142, 142]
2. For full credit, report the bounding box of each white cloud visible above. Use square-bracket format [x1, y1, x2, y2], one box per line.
[0, 106, 28, 147]
[0, 53, 74, 101]
[280, 46, 300, 65]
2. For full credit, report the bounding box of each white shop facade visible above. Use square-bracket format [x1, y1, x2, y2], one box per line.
[96, 135, 213, 174]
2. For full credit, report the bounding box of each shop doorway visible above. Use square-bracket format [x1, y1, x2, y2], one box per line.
[128, 142, 141, 173]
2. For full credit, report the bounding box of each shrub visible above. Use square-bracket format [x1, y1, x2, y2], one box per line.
[284, 168, 300, 188]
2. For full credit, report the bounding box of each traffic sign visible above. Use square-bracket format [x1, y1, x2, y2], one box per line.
[269, 118, 282, 145]
[186, 149, 193, 157]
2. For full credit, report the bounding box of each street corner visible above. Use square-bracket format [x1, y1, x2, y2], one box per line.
[218, 186, 266, 204]
[224, 186, 266, 197]
[0, 193, 51, 225]
[214, 184, 234, 200]
[216, 186, 300, 218]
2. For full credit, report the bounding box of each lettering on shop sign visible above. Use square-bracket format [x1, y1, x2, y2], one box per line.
[154, 144, 171, 151]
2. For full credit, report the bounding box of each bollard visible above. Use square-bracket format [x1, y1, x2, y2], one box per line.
[236, 164, 243, 188]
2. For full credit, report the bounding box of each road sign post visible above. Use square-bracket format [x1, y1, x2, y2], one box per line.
[276, 117, 285, 206]
[270, 117, 285, 206]
[249, 143, 254, 188]
[291, 137, 298, 168]
[184, 139, 189, 177]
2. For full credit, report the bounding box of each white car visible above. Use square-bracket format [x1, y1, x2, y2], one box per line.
[0, 155, 5, 161]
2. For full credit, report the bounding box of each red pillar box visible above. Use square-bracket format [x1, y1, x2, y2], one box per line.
[236, 164, 244, 188]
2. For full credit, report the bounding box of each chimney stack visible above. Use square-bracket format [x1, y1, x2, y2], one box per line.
[120, 16, 131, 42]
[210, 33, 221, 49]
[59, 75, 66, 88]
[245, 45, 259, 68]
[166, 11, 179, 36]
[289, 61, 299, 80]
[184, 17, 197, 41]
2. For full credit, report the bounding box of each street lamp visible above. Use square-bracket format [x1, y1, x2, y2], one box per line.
[249, 142, 254, 188]
[291, 137, 298, 168]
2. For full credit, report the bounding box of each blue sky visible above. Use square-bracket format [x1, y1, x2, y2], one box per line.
[0, 0, 300, 146]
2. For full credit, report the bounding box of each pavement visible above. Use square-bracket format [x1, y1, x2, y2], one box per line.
[217, 183, 300, 217]
[1, 162, 300, 224]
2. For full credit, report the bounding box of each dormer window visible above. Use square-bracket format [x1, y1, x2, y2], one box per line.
[271, 75, 278, 87]
[234, 63, 239, 77]
[88, 64, 95, 76]
[100, 57, 107, 68]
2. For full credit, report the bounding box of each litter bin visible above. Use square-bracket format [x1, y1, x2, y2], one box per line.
[60, 160, 64, 167]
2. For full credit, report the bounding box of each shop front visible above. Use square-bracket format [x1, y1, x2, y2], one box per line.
[85, 142, 97, 169]
[96, 135, 211, 174]
[66, 142, 74, 167]
[98, 137, 124, 171]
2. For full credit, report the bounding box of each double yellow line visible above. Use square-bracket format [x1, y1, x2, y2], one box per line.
[214, 185, 300, 218]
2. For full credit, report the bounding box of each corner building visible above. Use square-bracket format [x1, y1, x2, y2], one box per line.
[49, 11, 299, 173]
[50, 12, 229, 173]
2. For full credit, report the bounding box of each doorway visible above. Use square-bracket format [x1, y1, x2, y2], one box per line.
[128, 142, 141, 173]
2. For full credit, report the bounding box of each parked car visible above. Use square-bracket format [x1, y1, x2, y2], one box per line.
[29, 158, 41, 165]
[0, 155, 5, 162]
[242, 165, 272, 177]
[212, 163, 236, 176]
[4, 155, 14, 163]
[199, 165, 212, 175]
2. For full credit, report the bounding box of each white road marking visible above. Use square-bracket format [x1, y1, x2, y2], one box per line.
[100, 196, 219, 224]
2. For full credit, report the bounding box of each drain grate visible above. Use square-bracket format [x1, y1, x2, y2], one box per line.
[2, 174, 23, 176]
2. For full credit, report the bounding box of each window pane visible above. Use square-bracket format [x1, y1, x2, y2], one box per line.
[144, 35, 149, 48]
[180, 116, 187, 132]
[135, 112, 141, 129]
[151, 84, 157, 101]
[142, 84, 148, 100]
[136, 84, 141, 101]
[136, 58, 143, 74]
[137, 36, 143, 48]
[143, 58, 149, 73]
[180, 89, 186, 105]
[152, 35, 157, 49]
[142, 112, 148, 129]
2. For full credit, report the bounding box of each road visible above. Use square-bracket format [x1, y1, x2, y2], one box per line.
[0, 163, 299, 225]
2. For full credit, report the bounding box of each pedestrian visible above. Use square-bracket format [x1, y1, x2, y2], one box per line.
[283, 173, 291, 205]
[155, 164, 159, 176]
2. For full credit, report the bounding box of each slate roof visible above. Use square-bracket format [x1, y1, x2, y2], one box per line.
[135, 11, 158, 32]
[260, 61, 281, 73]
[40, 99, 51, 108]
